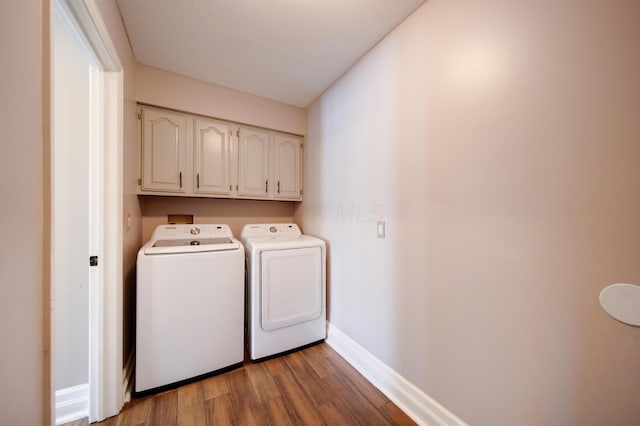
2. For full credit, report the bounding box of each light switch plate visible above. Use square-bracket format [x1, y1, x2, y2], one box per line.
[377, 221, 385, 238]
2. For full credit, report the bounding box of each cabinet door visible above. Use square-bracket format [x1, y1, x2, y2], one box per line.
[274, 133, 302, 200]
[238, 126, 270, 198]
[194, 118, 232, 195]
[141, 108, 186, 193]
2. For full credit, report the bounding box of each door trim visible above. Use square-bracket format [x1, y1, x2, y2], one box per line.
[53, 0, 123, 422]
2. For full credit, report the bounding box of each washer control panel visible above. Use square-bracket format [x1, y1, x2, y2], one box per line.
[145, 224, 240, 254]
[151, 224, 234, 240]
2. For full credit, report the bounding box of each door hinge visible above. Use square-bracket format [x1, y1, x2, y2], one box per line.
[89, 256, 98, 267]
[137, 111, 142, 120]
[300, 188, 303, 196]
[237, 129, 240, 137]
[137, 178, 142, 186]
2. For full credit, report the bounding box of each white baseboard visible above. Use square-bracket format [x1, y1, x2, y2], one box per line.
[55, 383, 89, 425]
[122, 349, 135, 403]
[326, 323, 467, 426]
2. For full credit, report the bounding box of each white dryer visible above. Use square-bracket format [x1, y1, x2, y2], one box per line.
[136, 224, 244, 392]
[241, 223, 326, 360]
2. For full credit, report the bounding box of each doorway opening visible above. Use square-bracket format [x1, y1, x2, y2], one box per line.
[52, 0, 123, 423]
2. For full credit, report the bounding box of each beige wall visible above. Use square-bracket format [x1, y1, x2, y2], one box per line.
[0, 1, 48, 424]
[136, 64, 306, 135]
[141, 197, 295, 242]
[297, 0, 640, 424]
[95, 0, 141, 363]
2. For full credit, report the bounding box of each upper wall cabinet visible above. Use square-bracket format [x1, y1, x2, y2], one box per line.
[138, 105, 303, 201]
[238, 126, 271, 198]
[237, 126, 303, 201]
[140, 107, 186, 193]
[274, 133, 302, 201]
[194, 117, 233, 196]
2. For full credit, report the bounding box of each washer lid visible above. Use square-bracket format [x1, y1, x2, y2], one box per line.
[144, 237, 240, 255]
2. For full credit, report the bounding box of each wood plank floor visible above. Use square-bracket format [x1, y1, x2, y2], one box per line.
[74, 343, 416, 426]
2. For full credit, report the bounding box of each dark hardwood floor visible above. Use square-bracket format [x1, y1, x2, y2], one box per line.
[67, 342, 415, 425]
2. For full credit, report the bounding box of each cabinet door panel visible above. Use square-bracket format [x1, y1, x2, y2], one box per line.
[194, 118, 231, 195]
[141, 108, 186, 192]
[238, 127, 270, 198]
[274, 133, 302, 200]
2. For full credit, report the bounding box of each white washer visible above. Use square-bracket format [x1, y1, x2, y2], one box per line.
[136, 224, 244, 392]
[241, 223, 326, 360]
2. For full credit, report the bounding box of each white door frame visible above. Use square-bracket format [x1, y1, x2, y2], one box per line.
[53, 0, 123, 421]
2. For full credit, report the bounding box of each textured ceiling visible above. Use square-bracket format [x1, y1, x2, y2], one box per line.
[117, 0, 426, 107]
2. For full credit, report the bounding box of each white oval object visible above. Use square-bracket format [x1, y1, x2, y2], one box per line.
[599, 283, 640, 326]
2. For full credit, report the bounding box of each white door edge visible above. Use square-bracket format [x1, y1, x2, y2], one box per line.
[53, 0, 124, 422]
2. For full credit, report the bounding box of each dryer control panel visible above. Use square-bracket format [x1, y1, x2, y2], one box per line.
[240, 223, 301, 239]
